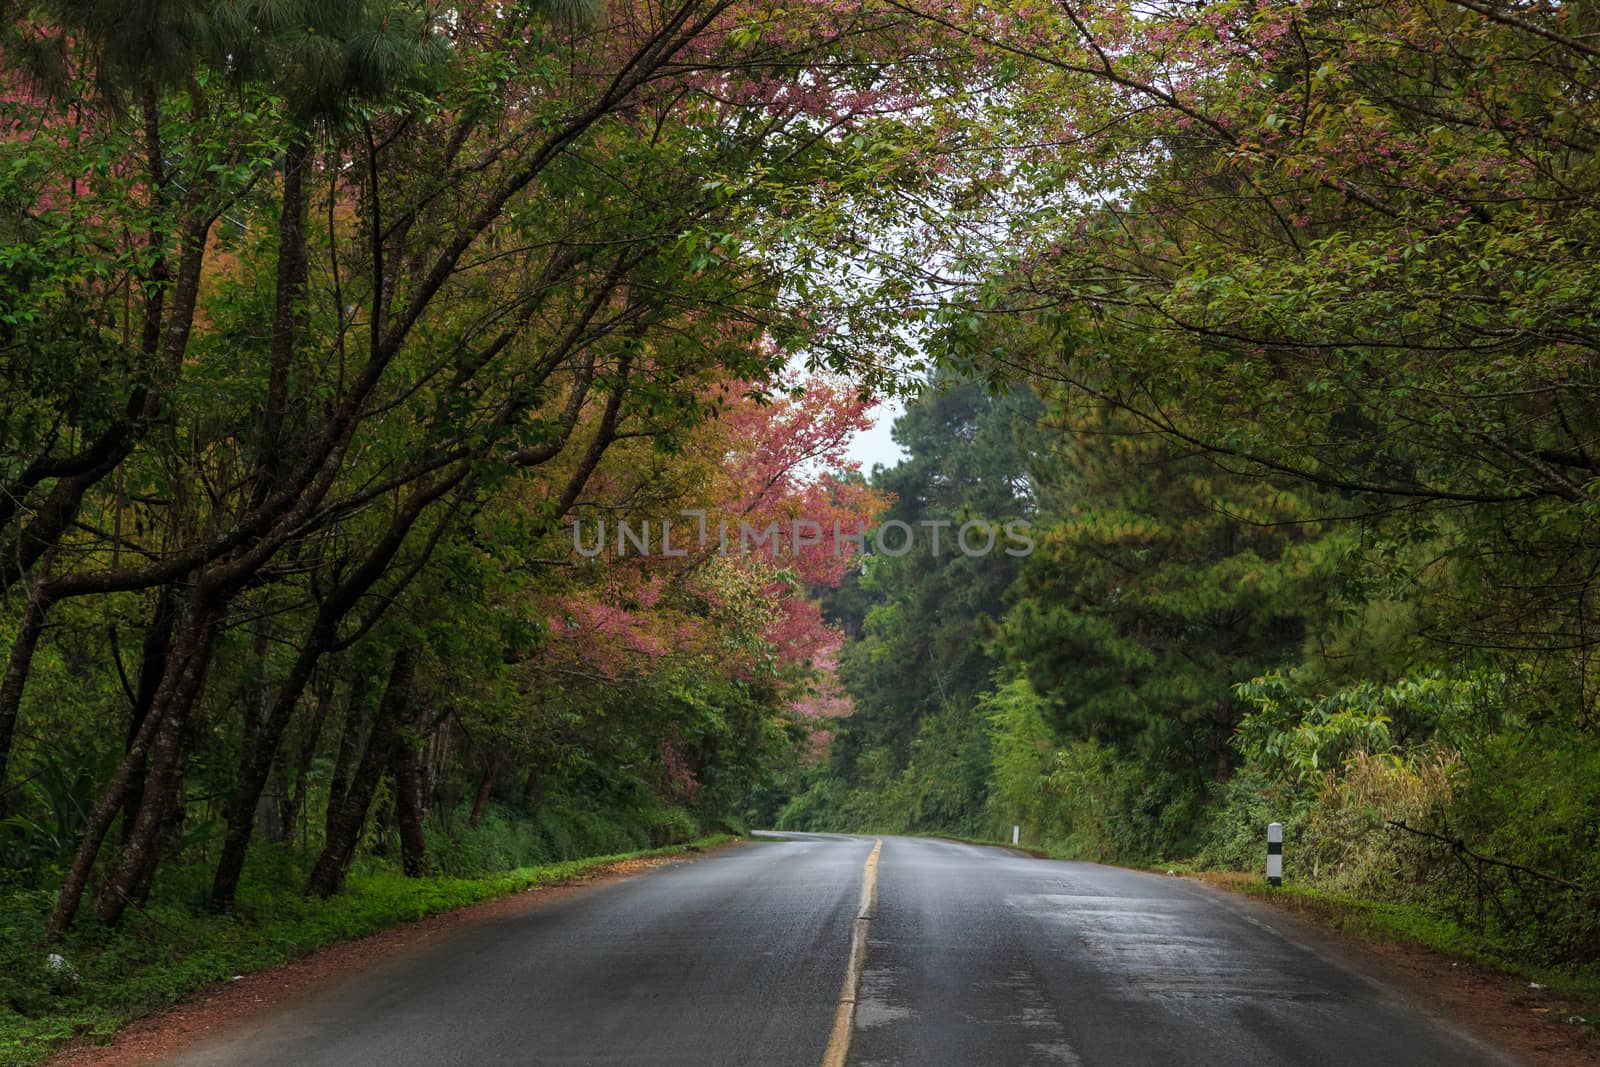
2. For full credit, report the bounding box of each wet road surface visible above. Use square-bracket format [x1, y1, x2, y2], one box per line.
[164, 833, 1515, 1066]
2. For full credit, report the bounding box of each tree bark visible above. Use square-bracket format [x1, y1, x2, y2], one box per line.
[1212, 700, 1235, 785]
[392, 733, 428, 877]
[46, 597, 219, 940]
[258, 752, 288, 845]
[469, 753, 501, 829]
[0, 569, 53, 818]
[122, 715, 195, 910]
[306, 649, 414, 898]
[325, 672, 370, 836]
[282, 669, 334, 848]
[246, 630, 285, 846]
[208, 625, 333, 907]
[255, 138, 311, 499]
[421, 727, 447, 821]
[120, 585, 178, 841]
[96, 608, 219, 926]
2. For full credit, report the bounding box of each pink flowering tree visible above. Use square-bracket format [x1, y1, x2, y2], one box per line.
[517, 370, 887, 797]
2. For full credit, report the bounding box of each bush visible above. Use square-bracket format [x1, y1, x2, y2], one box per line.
[1439, 730, 1600, 966]
[1301, 749, 1457, 895]
[427, 794, 703, 878]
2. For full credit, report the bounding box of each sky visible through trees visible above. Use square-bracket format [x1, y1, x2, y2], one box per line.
[2, 0, 1599, 1054]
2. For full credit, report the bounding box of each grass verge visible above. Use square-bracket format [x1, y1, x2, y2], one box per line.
[0, 835, 736, 1067]
[1186, 873, 1600, 1010]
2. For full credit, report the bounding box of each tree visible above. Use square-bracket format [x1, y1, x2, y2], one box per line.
[997, 393, 1348, 789]
[829, 370, 1040, 772]
[1, 0, 946, 936]
[776, 371, 1039, 833]
[914, 0, 1600, 708]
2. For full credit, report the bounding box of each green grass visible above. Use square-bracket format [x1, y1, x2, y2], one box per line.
[1173, 870, 1600, 1037]
[1201, 877, 1600, 1008]
[0, 835, 736, 1067]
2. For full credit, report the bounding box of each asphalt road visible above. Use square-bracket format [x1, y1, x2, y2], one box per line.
[165, 833, 1514, 1066]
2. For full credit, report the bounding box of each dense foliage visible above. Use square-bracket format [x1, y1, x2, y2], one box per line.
[0, 0, 909, 1053]
[6, 0, 1600, 1053]
[780, 0, 1600, 979]
[786, 366, 1600, 971]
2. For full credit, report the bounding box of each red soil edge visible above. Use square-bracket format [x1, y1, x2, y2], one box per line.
[1186, 870, 1600, 1067]
[47, 843, 744, 1067]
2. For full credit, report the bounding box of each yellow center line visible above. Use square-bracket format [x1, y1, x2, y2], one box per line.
[822, 837, 883, 1067]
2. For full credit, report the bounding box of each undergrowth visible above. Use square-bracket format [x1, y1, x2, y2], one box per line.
[0, 830, 734, 1067]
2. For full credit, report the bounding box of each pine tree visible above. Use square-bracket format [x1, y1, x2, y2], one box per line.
[999, 393, 1350, 789]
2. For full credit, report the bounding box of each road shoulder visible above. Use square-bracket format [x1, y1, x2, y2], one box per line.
[1175, 871, 1600, 1067]
[45, 840, 745, 1067]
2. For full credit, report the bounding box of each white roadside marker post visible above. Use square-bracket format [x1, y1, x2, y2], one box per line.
[1012, 825, 1020, 846]
[1267, 821, 1283, 887]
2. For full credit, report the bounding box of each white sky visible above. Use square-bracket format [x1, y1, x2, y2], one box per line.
[846, 396, 907, 474]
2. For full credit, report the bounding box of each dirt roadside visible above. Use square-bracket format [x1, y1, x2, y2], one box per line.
[1183, 871, 1599, 1067]
[45, 842, 1595, 1067]
[846, 834, 1600, 1065]
[46, 843, 743, 1067]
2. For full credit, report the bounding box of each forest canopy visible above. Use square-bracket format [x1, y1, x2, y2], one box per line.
[1, 0, 1598, 1034]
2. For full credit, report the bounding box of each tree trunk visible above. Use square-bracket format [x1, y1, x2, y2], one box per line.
[120, 585, 178, 841]
[255, 138, 311, 498]
[211, 481, 453, 908]
[306, 649, 414, 898]
[470, 753, 501, 829]
[282, 669, 335, 848]
[96, 609, 218, 926]
[0, 571, 52, 817]
[122, 717, 195, 910]
[325, 672, 370, 842]
[1212, 701, 1234, 785]
[421, 726, 448, 821]
[245, 629, 286, 846]
[392, 734, 428, 877]
[208, 622, 334, 909]
[257, 755, 287, 845]
[46, 598, 219, 940]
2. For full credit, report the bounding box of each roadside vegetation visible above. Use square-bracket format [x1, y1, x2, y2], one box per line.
[1, 0, 907, 1058]
[778, 2, 1600, 1001]
[1, 828, 734, 1066]
[6, 0, 1600, 1058]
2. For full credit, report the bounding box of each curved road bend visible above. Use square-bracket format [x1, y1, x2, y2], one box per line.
[162, 833, 1515, 1066]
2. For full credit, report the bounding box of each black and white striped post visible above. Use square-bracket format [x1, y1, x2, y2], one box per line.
[1266, 821, 1283, 887]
